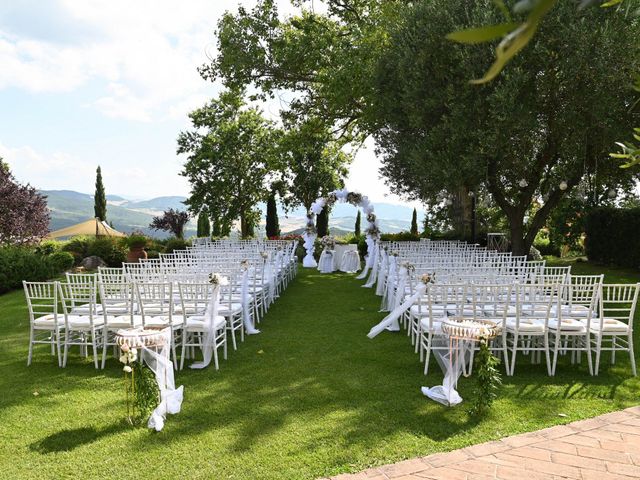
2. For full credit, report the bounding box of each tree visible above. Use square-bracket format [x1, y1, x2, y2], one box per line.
[316, 206, 330, 237]
[373, 1, 640, 255]
[410, 208, 418, 236]
[265, 191, 280, 238]
[94, 166, 107, 221]
[0, 160, 50, 245]
[354, 210, 361, 237]
[150, 209, 190, 239]
[178, 89, 281, 238]
[278, 116, 352, 212]
[196, 211, 211, 238]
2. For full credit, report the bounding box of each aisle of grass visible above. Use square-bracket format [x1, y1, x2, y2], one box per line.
[0, 263, 639, 479]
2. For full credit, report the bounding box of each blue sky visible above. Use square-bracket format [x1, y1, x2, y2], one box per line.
[0, 0, 421, 207]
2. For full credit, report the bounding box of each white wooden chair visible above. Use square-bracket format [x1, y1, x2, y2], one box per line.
[177, 282, 227, 370]
[23, 281, 63, 366]
[99, 281, 139, 368]
[591, 283, 639, 376]
[58, 281, 105, 368]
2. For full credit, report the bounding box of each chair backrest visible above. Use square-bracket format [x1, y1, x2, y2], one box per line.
[178, 282, 214, 317]
[58, 281, 97, 324]
[599, 283, 640, 331]
[64, 273, 97, 307]
[23, 281, 59, 322]
[99, 281, 134, 317]
[135, 282, 173, 320]
[97, 267, 128, 284]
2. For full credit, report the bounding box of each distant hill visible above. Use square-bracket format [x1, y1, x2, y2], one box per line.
[41, 190, 422, 238]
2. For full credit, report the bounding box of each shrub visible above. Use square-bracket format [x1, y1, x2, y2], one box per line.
[124, 234, 148, 249]
[62, 235, 92, 262]
[164, 238, 191, 254]
[86, 237, 127, 267]
[0, 247, 75, 293]
[48, 251, 74, 272]
[585, 207, 640, 268]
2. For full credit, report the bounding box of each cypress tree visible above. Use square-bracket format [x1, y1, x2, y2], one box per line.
[265, 192, 280, 238]
[410, 207, 418, 235]
[354, 210, 361, 237]
[94, 166, 107, 221]
[212, 217, 222, 238]
[317, 205, 329, 237]
[197, 211, 211, 237]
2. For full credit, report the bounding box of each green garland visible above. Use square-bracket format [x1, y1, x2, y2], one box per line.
[468, 338, 502, 417]
[121, 347, 160, 426]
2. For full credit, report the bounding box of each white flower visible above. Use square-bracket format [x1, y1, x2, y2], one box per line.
[208, 273, 229, 286]
[123, 365, 132, 373]
[127, 351, 137, 363]
[518, 179, 528, 188]
[119, 354, 128, 364]
[559, 180, 568, 191]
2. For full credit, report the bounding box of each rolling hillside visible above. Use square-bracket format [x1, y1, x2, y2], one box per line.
[41, 190, 422, 238]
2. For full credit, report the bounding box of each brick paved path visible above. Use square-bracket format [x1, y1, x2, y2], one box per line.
[323, 406, 640, 480]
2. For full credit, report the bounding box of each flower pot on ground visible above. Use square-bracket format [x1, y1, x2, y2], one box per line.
[124, 234, 149, 263]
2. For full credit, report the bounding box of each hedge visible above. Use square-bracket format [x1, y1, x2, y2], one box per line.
[0, 247, 75, 294]
[585, 207, 640, 268]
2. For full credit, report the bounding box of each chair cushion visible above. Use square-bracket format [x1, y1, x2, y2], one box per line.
[419, 318, 443, 334]
[410, 304, 446, 317]
[548, 318, 586, 332]
[185, 315, 226, 331]
[104, 315, 142, 328]
[144, 315, 183, 327]
[33, 314, 64, 328]
[589, 318, 630, 333]
[505, 318, 545, 333]
[561, 305, 591, 318]
[67, 315, 104, 329]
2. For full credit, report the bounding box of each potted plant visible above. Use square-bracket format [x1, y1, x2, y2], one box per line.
[125, 234, 149, 263]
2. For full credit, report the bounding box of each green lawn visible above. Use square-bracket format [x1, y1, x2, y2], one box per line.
[1, 262, 639, 479]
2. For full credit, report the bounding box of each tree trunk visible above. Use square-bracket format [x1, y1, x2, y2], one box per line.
[507, 211, 528, 256]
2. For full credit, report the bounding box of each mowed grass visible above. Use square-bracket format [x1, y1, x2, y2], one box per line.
[0, 261, 639, 479]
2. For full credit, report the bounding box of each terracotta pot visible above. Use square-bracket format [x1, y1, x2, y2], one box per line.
[127, 246, 147, 263]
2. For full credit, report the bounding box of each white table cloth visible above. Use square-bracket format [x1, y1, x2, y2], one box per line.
[335, 244, 359, 272]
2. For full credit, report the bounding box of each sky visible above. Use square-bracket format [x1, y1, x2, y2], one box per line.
[0, 0, 421, 208]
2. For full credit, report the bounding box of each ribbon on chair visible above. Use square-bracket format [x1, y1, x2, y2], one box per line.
[241, 268, 260, 335]
[381, 256, 397, 312]
[142, 328, 184, 431]
[356, 236, 375, 280]
[368, 283, 427, 338]
[375, 251, 388, 296]
[191, 285, 221, 369]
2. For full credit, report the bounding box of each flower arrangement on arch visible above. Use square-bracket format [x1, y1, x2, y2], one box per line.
[365, 224, 380, 239]
[346, 192, 363, 206]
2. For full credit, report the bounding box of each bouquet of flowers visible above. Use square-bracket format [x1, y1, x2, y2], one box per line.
[420, 272, 436, 285]
[365, 224, 380, 238]
[240, 259, 250, 270]
[346, 192, 363, 206]
[208, 273, 229, 286]
[325, 193, 338, 207]
[321, 235, 336, 250]
[260, 251, 269, 260]
[401, 261, 415, 273]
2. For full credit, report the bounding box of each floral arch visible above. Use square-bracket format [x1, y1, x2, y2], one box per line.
[302, 189, 380, 270]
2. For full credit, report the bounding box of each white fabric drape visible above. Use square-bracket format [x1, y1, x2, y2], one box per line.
[363, 242, 380, 288]
[421, 337, 471, 406]
[241, 268, 260, 335]
[318, 250, 336, 273]
[381, 256, 397, 312]
[190, 285, 221, 369]
[375, 252, 388, 296]
[142, 329, 184, 431]
[340, 251, 360, 273]
[368, 283, 427, 338]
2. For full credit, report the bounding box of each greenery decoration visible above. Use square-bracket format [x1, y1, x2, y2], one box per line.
[120, 345, 159, 426]
[468, 338, 502, 417]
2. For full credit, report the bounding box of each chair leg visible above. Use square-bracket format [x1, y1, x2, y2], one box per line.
[56, 329, 62, 367]
[585, 337, 594, 376]
[629, 333, 637, 376]
[92, 330, 99, 369]
[611, 336, 617, 365]
[594, 334, 602, 376]
[101, 330, 109, 369]
[179, 332, 187, 370]
[544, 334, 552, 376]
[510, 333, 519, 376]
[27, 327, 34, 366]
[223, 329, 228, 360]
[62, 331, 69, 368]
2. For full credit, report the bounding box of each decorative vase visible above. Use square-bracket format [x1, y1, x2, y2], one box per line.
[127, 247, 147, 263]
